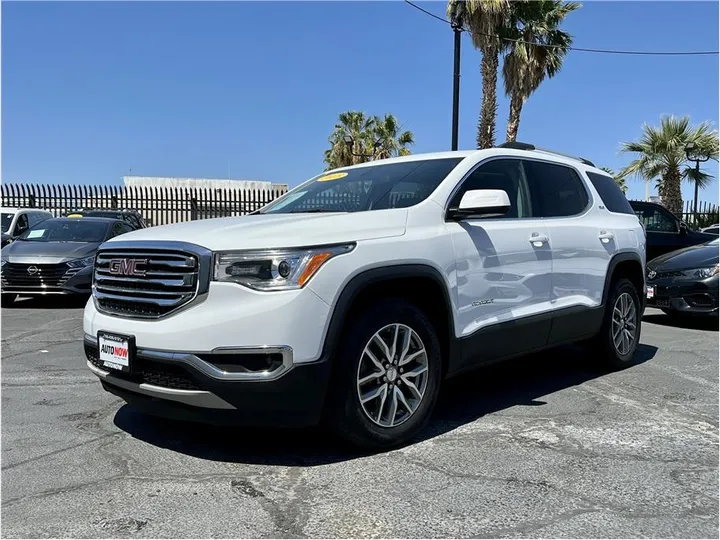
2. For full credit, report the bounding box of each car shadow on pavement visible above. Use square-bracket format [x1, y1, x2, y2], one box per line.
[642, 312, 718, 331]
[113, 343, 658, 466]
[1, 295, 89, 309]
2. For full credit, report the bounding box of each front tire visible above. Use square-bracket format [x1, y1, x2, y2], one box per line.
[592, 278, 642, 370]
[325, 298, 442, 450]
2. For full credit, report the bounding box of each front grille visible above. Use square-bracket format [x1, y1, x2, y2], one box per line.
[1, 263, 79, 290]
[93, 248, 200, 318]
[85, 342, 202, 390]
[648, 269, 683, 281]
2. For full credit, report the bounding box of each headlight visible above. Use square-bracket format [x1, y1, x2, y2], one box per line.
[66, 255, 95, 268]
[213, 244, 355, 291]
[690, 265, 719, 279]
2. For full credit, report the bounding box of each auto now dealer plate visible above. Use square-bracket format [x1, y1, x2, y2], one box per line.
[98, 332, 134, 373]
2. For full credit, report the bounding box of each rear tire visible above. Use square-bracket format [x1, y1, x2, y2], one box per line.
[324, 298, 443, 450]
[591, 278, 642, 370]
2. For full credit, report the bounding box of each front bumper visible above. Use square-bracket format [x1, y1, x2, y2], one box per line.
[84, 335, 332, 427]
[84, 281, 331, 362]
[645, 276, 719, 316]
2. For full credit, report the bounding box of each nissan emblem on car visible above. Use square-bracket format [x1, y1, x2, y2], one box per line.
[108, 258, 147, 277]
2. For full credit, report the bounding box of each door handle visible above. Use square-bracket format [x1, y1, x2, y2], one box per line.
[529, 233, 549, 247]
[598, 230, 614, 243]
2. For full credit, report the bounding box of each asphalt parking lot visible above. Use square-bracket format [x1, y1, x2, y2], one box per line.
[1, 297, 718, 538]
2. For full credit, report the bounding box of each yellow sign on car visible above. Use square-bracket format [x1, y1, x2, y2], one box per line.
[317, 172, 348, 182]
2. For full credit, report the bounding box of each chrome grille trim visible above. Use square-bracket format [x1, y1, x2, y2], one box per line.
[92, 240, 213, 320]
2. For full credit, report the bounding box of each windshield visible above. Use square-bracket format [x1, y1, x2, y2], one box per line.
[1, 213, 14, 233]
[17, 220, 110, 243]
[259, 157, 464, 214]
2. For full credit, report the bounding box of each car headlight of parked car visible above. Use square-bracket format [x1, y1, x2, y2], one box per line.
[213, 244, 355, 291]
[689, 265, 719, 279]
[66, 255, 96, 268]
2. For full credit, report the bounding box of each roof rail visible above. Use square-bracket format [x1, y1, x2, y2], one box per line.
[496, 141, 595, 167]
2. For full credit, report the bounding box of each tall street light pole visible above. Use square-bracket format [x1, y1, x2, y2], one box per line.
[450, 19, 462, 151]
[685, 141, 710, 222]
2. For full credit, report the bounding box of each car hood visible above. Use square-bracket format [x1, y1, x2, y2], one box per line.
[103, 210, 408, 251]
[1, 241, 101, 264]
[649, 243, 719, 270]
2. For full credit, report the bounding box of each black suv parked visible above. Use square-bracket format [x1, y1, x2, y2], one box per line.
[629, 200, 716, 262]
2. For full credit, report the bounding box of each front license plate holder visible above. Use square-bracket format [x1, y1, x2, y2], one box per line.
[97, 331, 135, 374]
[655, 298, 670, 308]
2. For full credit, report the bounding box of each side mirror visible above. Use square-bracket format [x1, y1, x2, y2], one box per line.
[448, 189, 511, 220]
[679, 221, 688, 234]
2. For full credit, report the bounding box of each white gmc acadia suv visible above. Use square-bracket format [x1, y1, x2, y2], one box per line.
[84, 142, 647, 449]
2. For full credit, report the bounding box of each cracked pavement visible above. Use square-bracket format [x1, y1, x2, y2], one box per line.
[1, 297, 718, 538]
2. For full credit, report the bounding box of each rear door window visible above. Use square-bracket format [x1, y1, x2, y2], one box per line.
[524, 161, 589, 217]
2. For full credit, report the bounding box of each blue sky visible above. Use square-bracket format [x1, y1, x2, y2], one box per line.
[2, 1, 719, 204]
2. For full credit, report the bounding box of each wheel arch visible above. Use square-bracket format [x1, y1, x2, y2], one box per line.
[319, 264, 457, 377]
[602, 251, 645, 309]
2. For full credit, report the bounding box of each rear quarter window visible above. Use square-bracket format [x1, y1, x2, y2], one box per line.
[586, 172, 634, 215]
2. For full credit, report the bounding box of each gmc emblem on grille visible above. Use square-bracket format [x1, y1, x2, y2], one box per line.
[108, 258, 147, 277]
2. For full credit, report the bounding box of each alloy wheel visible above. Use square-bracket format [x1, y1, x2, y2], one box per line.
[356, 323, 429, 428]
[612, 292, 637, 356]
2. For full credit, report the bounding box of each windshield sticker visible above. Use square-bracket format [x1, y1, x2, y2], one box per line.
[27, 229, 45, 238]
[317, 172, 348, 182]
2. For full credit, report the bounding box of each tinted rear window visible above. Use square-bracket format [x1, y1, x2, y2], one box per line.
[587, 172, 634, 215]
[524, 161, 589, 217]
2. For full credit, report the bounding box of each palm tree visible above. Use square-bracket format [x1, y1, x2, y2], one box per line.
[502, 0, 579, 143]
[619, 115, 719, 217]
[371, 114, 414, 161]
[323, 112, 415, 170]
[600, 167, 628, 195]
[323, 111, 375, 170]
[447, 0, 512, 149]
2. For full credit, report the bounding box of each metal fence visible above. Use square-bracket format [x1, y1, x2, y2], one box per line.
[1, 184, 289, 226]
[6, 183, 716, 229]
[680, 200, 718, 228]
